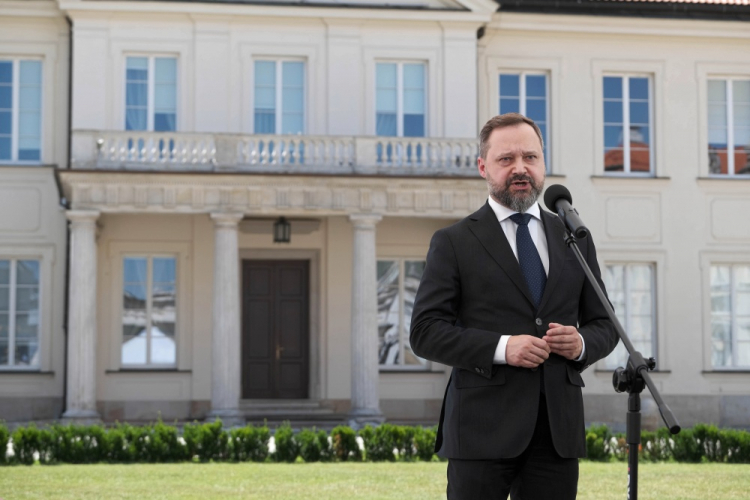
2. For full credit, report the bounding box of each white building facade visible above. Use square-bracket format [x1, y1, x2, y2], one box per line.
[1, 0, 749, 429]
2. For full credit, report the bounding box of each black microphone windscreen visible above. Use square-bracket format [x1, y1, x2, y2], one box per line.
[543, 184, 572, 212]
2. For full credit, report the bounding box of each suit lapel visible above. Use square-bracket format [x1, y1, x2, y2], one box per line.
[467, 202, 536, 307]
[537, 209, 567, 312]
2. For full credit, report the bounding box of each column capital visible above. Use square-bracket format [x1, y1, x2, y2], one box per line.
[66, 210, 100, 224]
[210, 212, 244, 227]
[348, 214, 382, 228]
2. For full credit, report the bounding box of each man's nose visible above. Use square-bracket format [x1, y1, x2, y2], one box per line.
[510, 158, 527, 174]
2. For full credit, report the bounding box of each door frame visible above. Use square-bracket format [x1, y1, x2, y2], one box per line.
[239, 249, 322, 401]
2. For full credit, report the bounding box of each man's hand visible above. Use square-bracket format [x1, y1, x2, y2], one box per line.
[543, 323, 583, 360]
[506, 335, 550, 368]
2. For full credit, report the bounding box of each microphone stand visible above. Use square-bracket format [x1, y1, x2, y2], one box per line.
[559, 225, 680, 500]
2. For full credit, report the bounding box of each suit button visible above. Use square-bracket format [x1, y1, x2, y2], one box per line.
[535, 318, 543, 326]
[475, 367, 484, 374]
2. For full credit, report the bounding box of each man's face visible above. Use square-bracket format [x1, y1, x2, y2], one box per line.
[477, 123, 546, 213]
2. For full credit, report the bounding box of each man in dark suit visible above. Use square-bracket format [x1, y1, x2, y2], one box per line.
[410, 113, 618, 499]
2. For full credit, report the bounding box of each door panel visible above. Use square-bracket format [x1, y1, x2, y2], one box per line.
[242, 260, 309, 399]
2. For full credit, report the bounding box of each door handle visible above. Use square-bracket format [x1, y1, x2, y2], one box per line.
[276, 345, 285, 360]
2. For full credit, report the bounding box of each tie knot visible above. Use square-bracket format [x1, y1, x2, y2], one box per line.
[510, 213, 533, 226]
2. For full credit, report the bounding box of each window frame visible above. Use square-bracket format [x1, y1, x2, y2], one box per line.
[598, 262, 657, 371]
[252, 57, 307, 135]
[706, 76, 750, 177]
[0, 57, 43, 165]
[119, 253, 178, 369]
[602, 73, 655, 177]
[708, 263, 750, 370]
[497, 70, 551, 172]
[374, 60, 428, 138]
[377, 257, 430, 372]
[123, 54, 179, 132]
[0, 258, 42, 369]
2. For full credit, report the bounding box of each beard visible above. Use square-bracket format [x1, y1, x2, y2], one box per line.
[489, 173, 544, 213]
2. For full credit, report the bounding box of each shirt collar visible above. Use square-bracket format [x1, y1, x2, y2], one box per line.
[487, 195, 541, 223]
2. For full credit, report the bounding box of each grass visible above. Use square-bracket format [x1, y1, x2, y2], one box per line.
[1, 462, 749, 499]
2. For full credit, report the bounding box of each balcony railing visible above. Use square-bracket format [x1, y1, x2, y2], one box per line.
[71, 131, 478, 176]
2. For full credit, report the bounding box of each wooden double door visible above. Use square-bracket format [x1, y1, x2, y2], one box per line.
[241, 260, 309, 399]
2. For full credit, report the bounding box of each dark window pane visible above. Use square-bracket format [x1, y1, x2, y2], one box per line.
[403, 114, 424, 137]
[0, 137, 11, 160]
[153, 258, 176, 283]
[500, 98, 520, 115]
[377, 260, 400, 365]
[126, 82, 148, 107]
[0, 62, 11, 83]
[603, 77, 622, 99]
[18, 149, 40, 161]
[154, 113, 176, 132]
[631, 125, 649, 146]
[629, 78, 649, 100]
[525, 75, 546, 98]
[499, 74, 519, 97]
[125, 108, 147, 131]
[605, 125, 624, 149]
[0, 261, 8, 283]
[376, 113, 397, 136]
[254, 112, 275, 134]
[604, 148, 624, 172]
[630, 102, 649, 125]
[0, 86, 11, 109]
[604, 101, 623, 124]
[0, 111, 10, 135]
[708, 147, 729, 174]
[526, 99, 546, 122]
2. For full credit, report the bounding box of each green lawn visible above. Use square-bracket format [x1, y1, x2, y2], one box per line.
[1, 462, 749, 500]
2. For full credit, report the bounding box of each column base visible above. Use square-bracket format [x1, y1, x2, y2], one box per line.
[61, 409, 101, 425]
[347, 408, 385, 429]
[207, 409, 246, 428]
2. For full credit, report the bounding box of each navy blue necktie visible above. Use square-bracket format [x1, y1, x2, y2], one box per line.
[509, 213, 547, 308]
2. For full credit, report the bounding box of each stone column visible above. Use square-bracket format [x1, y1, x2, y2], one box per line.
[348, 214, 384, 425]
[208, 212, 244, 425]
[63, 210, 101, 421]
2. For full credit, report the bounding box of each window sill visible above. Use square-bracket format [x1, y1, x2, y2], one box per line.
[106, 369, 191, 374]
[594, 369, 671, 374]
[379, 368, 438, 374]
[591, 175, 670, 180]
[697, 176, 750, 181]
[0, 370, 54, 375]
[701, 369, 750, 374]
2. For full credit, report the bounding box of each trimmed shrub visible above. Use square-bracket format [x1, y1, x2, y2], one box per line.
[273, 422, 300, 463]
[183, 419, 228, 462]
[671, 428, 702, 463]
[360, 424, 400, 462]
[723, 428, 750, 464]
[640, 428, 672, 462]
[297, 428, 331, 463]
[585, 424, 612, 461]
[228, 424, 270, 462]
[331, 425, 360, 461]
[12, 425, 45, 465]
[413, 426, 437, 462]
[0, 423, 9, 464]
[48, 424, 108, 464]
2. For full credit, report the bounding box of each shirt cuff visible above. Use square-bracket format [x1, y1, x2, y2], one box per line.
[494, 335, 510, 364]
[575, 333, 587, 362]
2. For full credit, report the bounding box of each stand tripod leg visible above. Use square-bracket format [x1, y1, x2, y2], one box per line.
[627, 392, 641, 500]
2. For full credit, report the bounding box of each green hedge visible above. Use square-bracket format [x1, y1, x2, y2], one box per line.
[1, 420, 748, 465]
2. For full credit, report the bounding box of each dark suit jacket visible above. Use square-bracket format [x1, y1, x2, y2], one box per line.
[410, 202, 618, 459]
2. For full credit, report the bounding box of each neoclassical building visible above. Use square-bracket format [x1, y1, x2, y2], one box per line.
[1, 0, 749, 430]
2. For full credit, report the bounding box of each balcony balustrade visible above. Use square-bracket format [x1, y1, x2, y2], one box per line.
[71, 130, 478, 176]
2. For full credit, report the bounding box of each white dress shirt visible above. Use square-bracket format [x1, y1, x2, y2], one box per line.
[486, 196, 586, 364]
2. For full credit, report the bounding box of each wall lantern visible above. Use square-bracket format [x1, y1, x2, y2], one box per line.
[273, 217, 291, 243]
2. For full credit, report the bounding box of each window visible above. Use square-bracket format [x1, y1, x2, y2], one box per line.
[125, 56, 177, 132]
[0, 259, 40, 368]
[376, 62, 425, 137]
[710, 265, 750, 369]
[603, 76, 653, 174]
[708, 79, 750, 175]
[122, 256, 176, 366]
[499, 72, 549, 168]
[254, 60, 305, 135]
[602, 263, 655, 370]
[0, 59, 41, 162]
[377, 259, 426, 369]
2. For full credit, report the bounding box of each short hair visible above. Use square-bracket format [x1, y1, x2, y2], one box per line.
[479, 113, 545, 160]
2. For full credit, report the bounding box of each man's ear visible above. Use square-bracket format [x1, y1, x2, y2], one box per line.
[477, 157, 487, 179]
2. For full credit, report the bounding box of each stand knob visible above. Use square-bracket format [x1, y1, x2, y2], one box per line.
[612, 367, 630, 393]
[646, 357, 656, 371]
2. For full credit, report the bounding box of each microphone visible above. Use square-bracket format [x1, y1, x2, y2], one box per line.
[543, 184, 589, 239]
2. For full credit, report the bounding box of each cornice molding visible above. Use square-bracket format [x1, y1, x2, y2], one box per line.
[57, 172, 489, 218]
